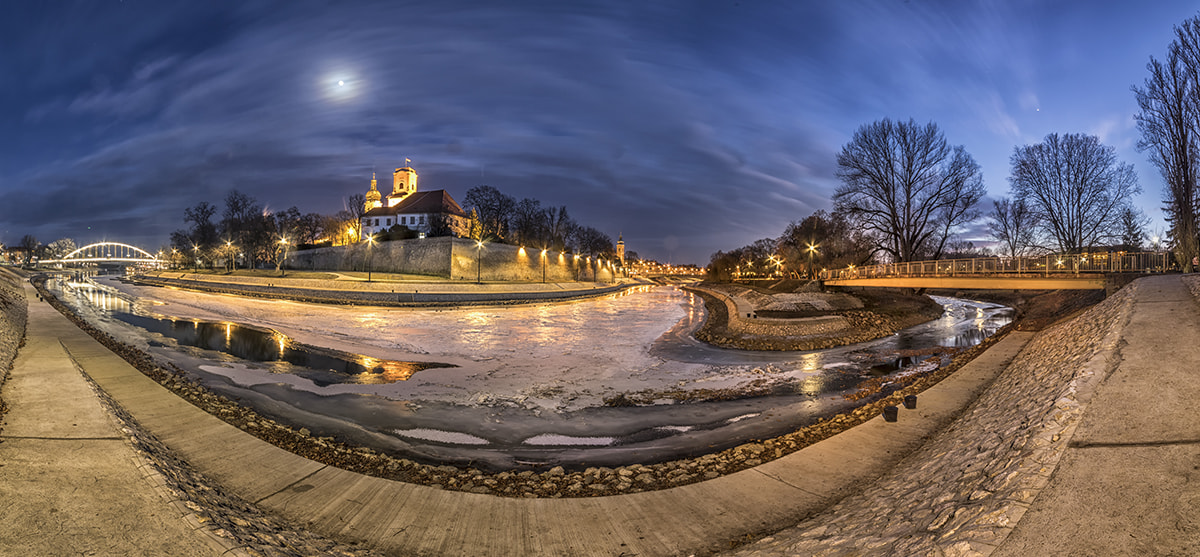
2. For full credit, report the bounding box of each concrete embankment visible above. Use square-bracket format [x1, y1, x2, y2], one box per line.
[133, 272, 633, 306]
[730, 277, 1140, 555]
[0, 268, 28, 402]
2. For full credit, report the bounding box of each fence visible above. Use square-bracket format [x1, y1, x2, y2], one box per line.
[819, 251, 1171, 281]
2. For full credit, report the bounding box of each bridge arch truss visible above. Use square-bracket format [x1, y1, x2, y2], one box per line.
[46, 242, 161, 266]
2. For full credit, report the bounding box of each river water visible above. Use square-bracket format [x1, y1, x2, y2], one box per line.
[47, 276, 1011, 470]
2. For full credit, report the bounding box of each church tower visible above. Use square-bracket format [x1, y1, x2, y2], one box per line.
[388, 165, 418, 207]
[616, 233, 626, 265]
[364, 173, 383, 212]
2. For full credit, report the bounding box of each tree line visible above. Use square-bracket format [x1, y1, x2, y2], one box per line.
[714, 13, 1200, 280]
[710, 119, 1149, 280]
[165, 181, 619, 271]
[462, 185, 617, 257]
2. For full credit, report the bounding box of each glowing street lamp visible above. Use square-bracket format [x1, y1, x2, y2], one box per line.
[541, 248, 548, 283]
[278, 237, 290, 277]
[806, 242, 820, 280]
[192, 245, 199, 272]
[475, 240, 484, 284]
[366, 234, 376, 282]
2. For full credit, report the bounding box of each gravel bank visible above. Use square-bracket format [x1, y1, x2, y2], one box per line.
[0, 269, 28, 420]
[690, 285, 943, 351]
[728, 282, 1137, 555]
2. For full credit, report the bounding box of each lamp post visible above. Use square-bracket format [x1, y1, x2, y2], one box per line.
[806, 242, 819, 280]
[475, 240, 484, 284]
[541, 248, 547, 283]
[192, 245, 199, 272]
[366, 234, 376, 282]
[226, 241, 235, 272]
[278, 237, 289, 277]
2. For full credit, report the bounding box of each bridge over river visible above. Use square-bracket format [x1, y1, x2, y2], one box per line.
[820, 251, 1169, 290]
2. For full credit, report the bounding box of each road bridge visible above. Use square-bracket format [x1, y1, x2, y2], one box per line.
[820, 251, 1168, 290]
[39, 241, 160, 267]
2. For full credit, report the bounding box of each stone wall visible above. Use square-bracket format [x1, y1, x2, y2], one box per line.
[286, 237, 619, 282]
[0, 268, 28, 396]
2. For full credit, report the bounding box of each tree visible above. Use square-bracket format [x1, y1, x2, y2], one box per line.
[834, 118, 985, 262]
[464, 185, 516, 241]
[1117, 206, 1150, 252]
[776, 210, 874, 278]
[1135, 17, 1200, 271]
[19, 234, 39, 264]
[573, 226, 613, 256]
[511, 197, 548, 247]
[988, 198, 1038, 257]
[1009, 133, 1140, 254]
[345, 193, 367, 241]
[46, 238, 77, 260]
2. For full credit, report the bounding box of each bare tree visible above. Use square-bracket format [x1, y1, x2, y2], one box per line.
[834, 118, 985, 262]
[1009, 133, 1140, 254]
[19, 234, 39, 264]
[464, 186, 516, 241]
[1135, 17, 1200, 271]
[345, 193, 367, 241]
[988, 198, 1038, 257]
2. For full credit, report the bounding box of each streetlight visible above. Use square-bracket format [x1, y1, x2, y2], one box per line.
[807, 242, 819, 280]
[192, 245, 199, 272]
[541, 248, 547, 283]
[366, 234, 376, 282]
[278, 237, 289, 276]
[226, 241, 236, 272]
[475, 240, 485, 284]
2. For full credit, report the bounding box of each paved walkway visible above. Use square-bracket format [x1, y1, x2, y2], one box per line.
[994, 274, 1200, 555]
[0, 278, 1032, 555]
[0, 283, 228, 556]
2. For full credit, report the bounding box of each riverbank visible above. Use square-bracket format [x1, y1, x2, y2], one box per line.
[131, 269, 636, 307]
[32, 274, 1014, 500]
[0, 269, 28, 421]
[691, 282, 945, 350]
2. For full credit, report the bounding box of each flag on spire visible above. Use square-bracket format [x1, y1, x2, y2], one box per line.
[405, 158, 411, 165]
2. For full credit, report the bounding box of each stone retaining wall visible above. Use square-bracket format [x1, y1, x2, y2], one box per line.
[691, 284, 851, 336]
[730, 280, 1137, 555]
[0, 268, 27, 387]
[284, 237, 618, 282]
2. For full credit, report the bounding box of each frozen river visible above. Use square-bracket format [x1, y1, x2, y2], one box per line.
[48, 276, 1011, 470]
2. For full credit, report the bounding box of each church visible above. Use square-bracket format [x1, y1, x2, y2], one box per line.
[360, 164, 469, 239]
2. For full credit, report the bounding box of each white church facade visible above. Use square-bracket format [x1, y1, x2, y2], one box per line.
[360, 165, 469, 239]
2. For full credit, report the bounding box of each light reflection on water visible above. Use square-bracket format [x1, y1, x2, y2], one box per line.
[52, 277, 1012, 469]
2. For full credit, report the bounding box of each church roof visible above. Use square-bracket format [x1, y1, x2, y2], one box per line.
[362, 190, 467, 218]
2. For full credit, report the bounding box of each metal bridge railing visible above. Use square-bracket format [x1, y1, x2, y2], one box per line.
[819, 251, 1171, 281]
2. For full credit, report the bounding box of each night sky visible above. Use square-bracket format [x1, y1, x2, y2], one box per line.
[2, 1, 1197, 264]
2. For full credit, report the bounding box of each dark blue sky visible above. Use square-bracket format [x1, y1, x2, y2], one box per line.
[2, 1, 1196, 264]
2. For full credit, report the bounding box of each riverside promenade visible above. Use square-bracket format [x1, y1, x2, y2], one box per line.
[0, 273, 1196, 555]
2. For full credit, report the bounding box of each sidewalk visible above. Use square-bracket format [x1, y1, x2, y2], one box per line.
[3, 277, 1033, 556]
[994, 274, 1200, 555]
[0, 283, 226, 556]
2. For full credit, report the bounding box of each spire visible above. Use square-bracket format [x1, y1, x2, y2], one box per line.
[364, 172, 382, 211]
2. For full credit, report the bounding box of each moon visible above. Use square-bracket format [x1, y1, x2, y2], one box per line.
[338, 80, 345, 86]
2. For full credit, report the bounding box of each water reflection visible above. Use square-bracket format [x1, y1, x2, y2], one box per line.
[112, 312, 452, 383]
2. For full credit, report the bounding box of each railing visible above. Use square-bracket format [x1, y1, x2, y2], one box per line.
[820, 251, 1171, 281]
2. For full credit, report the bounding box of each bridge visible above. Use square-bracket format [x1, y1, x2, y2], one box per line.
[819, 251, 1170, 290]
[39, 242, 161, 267]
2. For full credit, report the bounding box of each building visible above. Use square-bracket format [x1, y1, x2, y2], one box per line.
[360, 165, 469, 239]
[616, 234, 625, 265]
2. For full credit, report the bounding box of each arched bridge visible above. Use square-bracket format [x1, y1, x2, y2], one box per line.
[42, 242, 160, 266]
[819, 251, 1170, 290]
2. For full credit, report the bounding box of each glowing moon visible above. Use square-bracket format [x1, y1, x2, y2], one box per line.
[338, 80, 345, 86]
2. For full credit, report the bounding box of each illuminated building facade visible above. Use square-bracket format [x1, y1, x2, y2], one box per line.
[360, 164, 469, 239]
